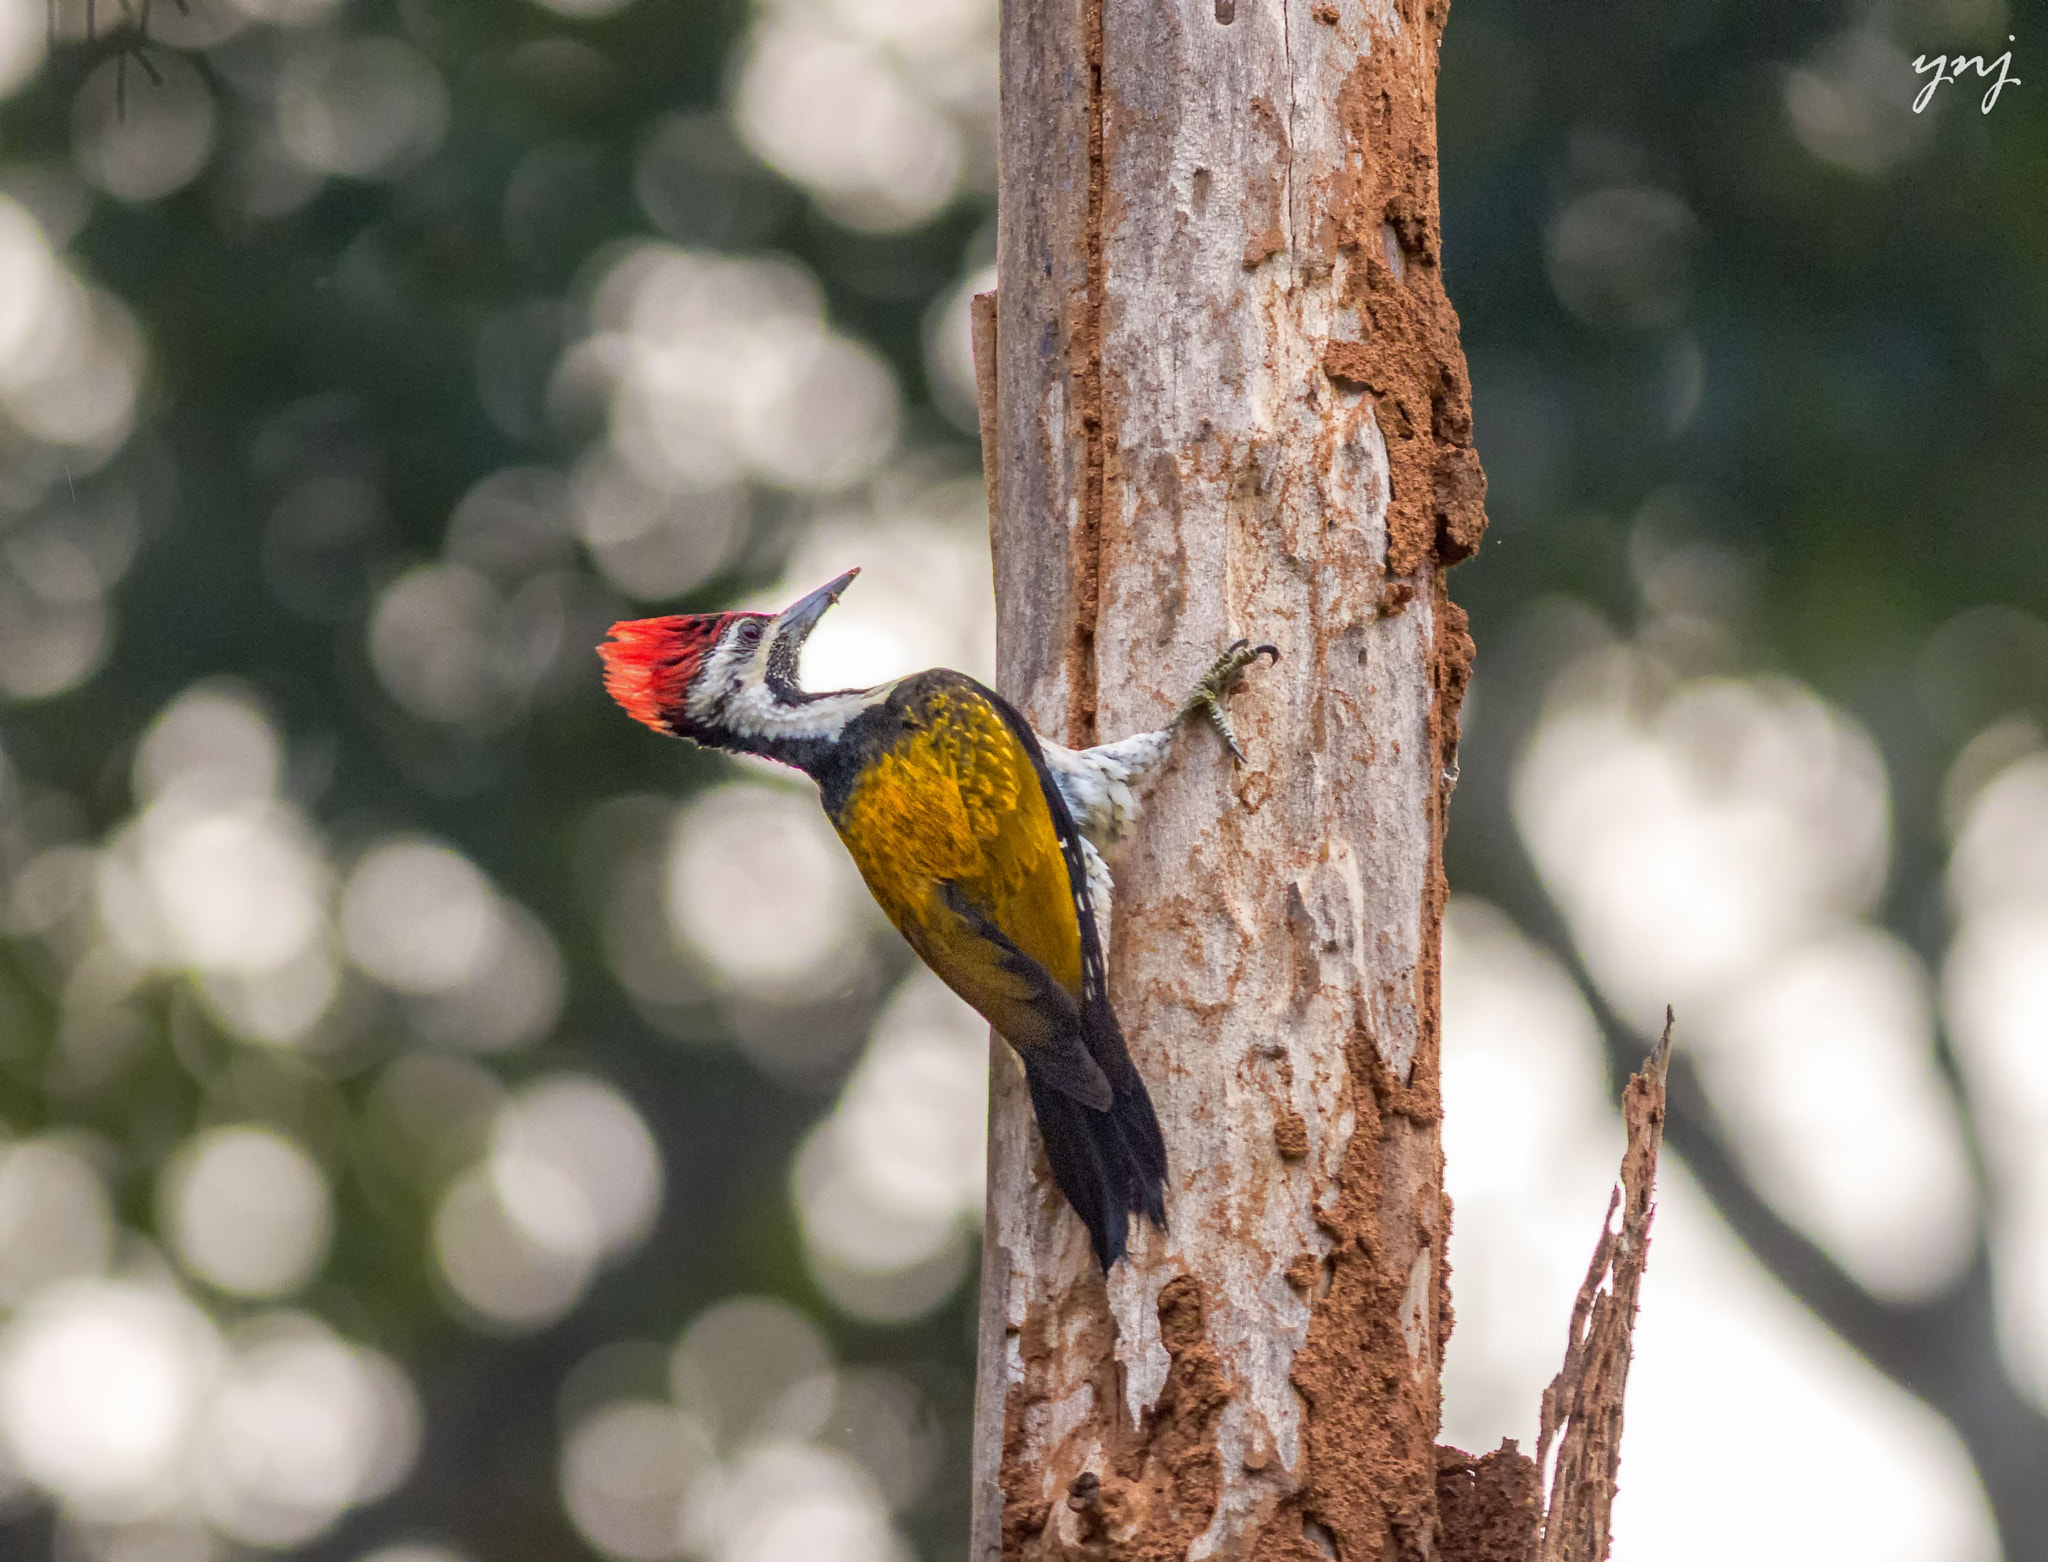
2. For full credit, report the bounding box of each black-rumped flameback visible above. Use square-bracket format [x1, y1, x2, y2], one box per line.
[598, 569, 1274, 1269]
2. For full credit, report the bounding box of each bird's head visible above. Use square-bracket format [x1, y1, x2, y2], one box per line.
[598, 568, 861, 748]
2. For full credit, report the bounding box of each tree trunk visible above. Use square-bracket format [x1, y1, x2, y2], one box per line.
[968, 0, 1485, 1556]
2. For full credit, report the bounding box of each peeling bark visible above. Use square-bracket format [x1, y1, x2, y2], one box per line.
[972, 0, 1483, 1556]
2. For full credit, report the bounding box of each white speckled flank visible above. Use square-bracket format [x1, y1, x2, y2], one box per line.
[1039, 728, 1174, 850]
[1039, 728, 1177, 949]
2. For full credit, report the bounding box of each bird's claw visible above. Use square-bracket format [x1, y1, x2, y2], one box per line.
[1176, 638, 1280, 765]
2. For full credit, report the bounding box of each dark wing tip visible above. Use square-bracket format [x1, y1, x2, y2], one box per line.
[1025, 1066, 1168, 1271]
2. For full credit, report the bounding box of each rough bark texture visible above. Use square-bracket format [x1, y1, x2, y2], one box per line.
[1434, 1443, 1542, 1562]
[969, 0, 1483, 1556]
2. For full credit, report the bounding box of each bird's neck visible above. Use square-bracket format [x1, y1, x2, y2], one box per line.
[703, 682, 888, 774]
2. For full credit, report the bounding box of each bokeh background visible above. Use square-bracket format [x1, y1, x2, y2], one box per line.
[0, 0, 2041, 1557]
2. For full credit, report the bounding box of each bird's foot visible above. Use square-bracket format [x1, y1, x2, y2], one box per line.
[1175, 638, 1280, 764]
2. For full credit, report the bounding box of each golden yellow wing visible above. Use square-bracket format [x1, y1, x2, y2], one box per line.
[824, 671, 1111, 1104]
[816, 670, 1167, 1266]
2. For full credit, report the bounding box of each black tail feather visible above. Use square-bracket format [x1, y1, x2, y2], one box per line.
[1025, 1061, 1168, 1269]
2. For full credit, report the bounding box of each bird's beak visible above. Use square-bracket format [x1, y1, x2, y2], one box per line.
[772, 568, 859, 646]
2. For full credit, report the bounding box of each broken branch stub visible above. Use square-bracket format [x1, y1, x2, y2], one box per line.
[1529, 1011, 1674, 1562]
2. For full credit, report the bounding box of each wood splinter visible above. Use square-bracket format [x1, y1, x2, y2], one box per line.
[1531, 1007, 1673, 1562]
[1437, 1010, 1672, 1562]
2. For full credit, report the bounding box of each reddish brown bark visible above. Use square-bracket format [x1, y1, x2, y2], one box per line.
[970, 1, 1486, 1556]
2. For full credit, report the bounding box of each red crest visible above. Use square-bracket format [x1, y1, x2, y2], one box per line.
[598, 613, 740, 734]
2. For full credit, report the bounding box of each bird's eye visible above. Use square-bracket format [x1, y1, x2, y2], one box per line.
[739, 620, 763, 644]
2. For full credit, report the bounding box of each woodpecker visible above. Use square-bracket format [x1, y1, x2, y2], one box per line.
[598, 569, 1275, 1269]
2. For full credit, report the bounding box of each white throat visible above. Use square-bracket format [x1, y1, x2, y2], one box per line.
[686, 632, 892, 743]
